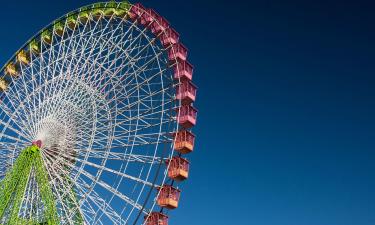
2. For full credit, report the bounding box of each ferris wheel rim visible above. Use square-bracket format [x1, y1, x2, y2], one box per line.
[0, 1, 196, 224]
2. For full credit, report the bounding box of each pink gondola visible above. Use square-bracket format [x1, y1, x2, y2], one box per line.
[177, 105, 197, 128]
[168, 43, 188, 61]
[140, 9, 159, 27]
[174, 60, 193, 81]
[140, 10, 152, 26]
[176, 80, 197, 105]
[129, 3, 146, 21]
[150, 13, 169, 36]
[160, 28, 179, 47]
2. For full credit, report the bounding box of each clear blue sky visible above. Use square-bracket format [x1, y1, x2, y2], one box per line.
[1, 0, 374, 225]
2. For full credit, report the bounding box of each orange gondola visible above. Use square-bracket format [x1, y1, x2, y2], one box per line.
[144, 212, 168, 225]
[167, 157, 190, 181]
[157, 185, 181, 209]
[174, 130, 195, 154]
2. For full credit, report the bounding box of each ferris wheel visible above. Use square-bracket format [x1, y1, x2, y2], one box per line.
[0, 1, 197, 224]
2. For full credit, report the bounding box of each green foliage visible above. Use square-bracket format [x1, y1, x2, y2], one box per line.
[8, 150, 34, 224]
[0, 146, 62, 224]
[61, 176, 83, 224]
[34, 152, 59, 224]
[0, 148, 31, 219]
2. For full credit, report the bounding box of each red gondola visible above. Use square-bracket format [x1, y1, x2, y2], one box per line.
[157, 185, 181, 209]
[144, 212, 168, 225]
[174, 130, 195, 154]
[167, 157, 190, 181]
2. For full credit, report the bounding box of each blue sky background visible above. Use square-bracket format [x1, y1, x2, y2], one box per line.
[1, 0, 374, 224]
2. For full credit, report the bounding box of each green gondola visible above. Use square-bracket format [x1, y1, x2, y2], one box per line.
[41, 29, 52, 45]
[79, 6, 90, 24]
[104, 1, 117, 17]
[29, 39, 40, 54]
[66, 14, 78, 30]
[116, 1, 131, 18]
[91, 3, 105, 20]
[53, 20, 64, 36]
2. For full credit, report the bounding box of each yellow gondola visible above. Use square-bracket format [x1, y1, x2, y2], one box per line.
[0, 78, 8, 91]
[5, 63, 18, 77]
[17, 50, 30, 65]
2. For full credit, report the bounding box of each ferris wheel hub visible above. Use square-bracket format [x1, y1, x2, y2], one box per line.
[32, 140, 42, 148]
[35, 119, 70, 149]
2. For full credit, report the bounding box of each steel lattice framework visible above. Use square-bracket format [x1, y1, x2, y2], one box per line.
[0, 1, 197, 225]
